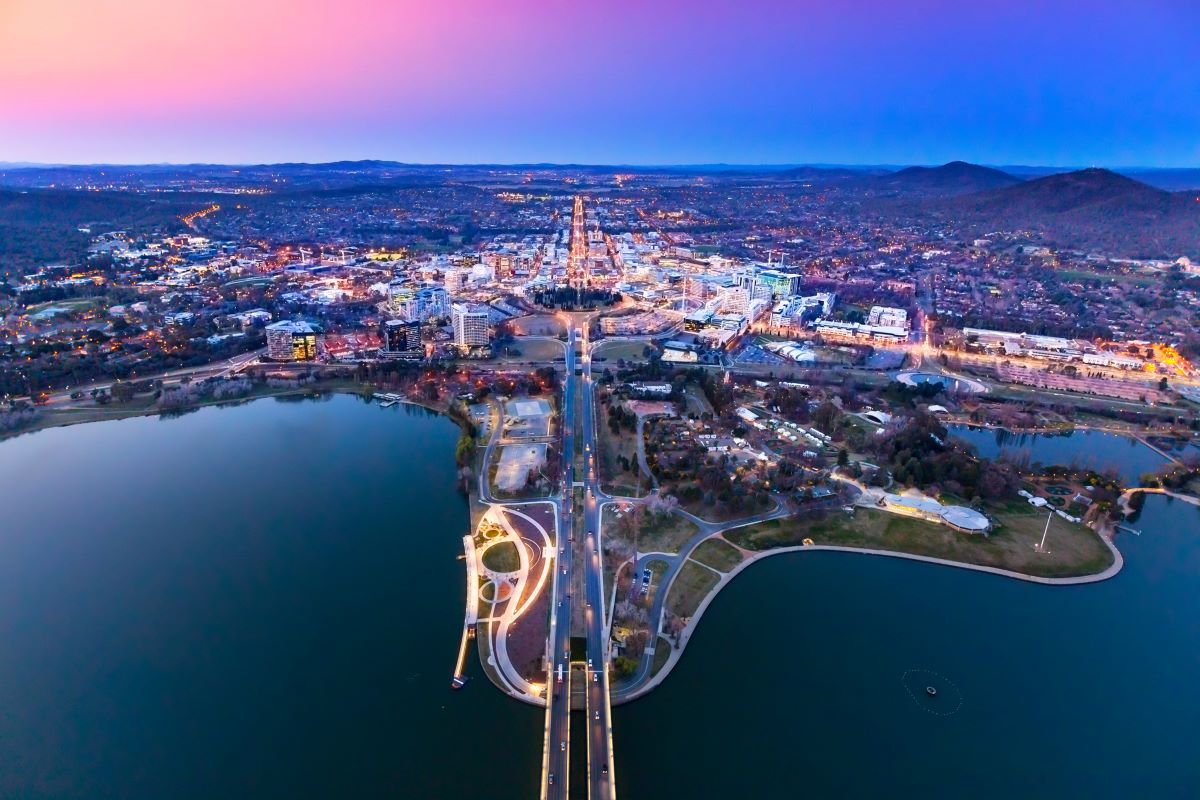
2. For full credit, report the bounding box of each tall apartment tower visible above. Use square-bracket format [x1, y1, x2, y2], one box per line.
[451, 303, 490, 348]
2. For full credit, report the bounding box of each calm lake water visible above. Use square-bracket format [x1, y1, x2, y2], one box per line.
[2, 397, 1197, 798]
[0, 395, 541, 799]
[614, 495, 1200, 799]
[948, 425, 1170, 485]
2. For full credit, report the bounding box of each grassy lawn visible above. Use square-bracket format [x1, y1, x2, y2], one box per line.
[597, 407, 649, 496]
[26, 296, 102, 314]
[1056, 268, 1159, 287]
[638, 512, 700, 554]
[645, 558, 669, 584]
[726, 508, 1113, 578]
[495, 337, 565, 362]
[481, 541, 521, 573]
[650, 636, 672, 677]
[592, 340, 652, 362]
[691, 538, 743, 572]
[666, 560, 721, 618]
[673, 492, 770, 523]
[681, 384, 713, 417]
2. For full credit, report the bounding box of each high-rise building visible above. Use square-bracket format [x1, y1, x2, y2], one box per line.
[266, 320, 320, 361]
[444, 268, 468, 293]
[415, 286, 449, 320]
[387, 282, 419, 320]
[451, 303, 490, 348]
[735, 265, 801, 300]
[380, 318, 422, 358]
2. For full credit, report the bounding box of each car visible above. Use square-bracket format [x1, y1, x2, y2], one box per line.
[602, 764, 608, 774]
[594, 711, 599, 720]
[593, 672, 598, 683]
[548, 773, 555, 785]
[560, 740, 566, 751]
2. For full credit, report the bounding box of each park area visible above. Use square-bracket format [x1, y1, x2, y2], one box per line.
[604, 504, 700, 555]
[666, 560, 721, 618]
[724, 507, 1114, 578]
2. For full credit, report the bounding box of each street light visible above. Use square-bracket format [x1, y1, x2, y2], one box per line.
[1034, 510, 1052, 553]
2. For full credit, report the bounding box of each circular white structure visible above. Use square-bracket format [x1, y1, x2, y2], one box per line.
[940, 505, 991, 533]
[881, 492, 992, 534]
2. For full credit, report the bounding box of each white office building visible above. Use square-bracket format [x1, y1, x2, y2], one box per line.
[452, 303, 490, 348]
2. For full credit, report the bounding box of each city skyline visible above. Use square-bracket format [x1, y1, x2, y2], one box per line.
[2, 0, 1198, 167]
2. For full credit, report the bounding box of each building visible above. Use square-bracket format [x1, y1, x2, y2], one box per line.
[380, 318, 422, 358]
[770, 293, 835, 329]
[451, 303, 490, 348]
[735, 265, 801, 300]
[266, 320, 320, 361]
[814, 319, 908, 343]
[415, 286, 449, 320]
[867, 306, 909, 329]
[386, 282, 418, 320]
[879, 493, 990, 534]
[444, 268, 469, 293]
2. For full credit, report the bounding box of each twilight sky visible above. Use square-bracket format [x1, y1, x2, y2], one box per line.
[1, 0, 1197, 166]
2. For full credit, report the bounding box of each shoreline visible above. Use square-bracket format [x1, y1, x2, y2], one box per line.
[7, 387, 1144, 708]
[0, 382, 454, 444]
[617, 521, 1126, 703]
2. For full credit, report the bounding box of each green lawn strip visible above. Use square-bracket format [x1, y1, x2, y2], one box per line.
[690, 538, 743, 573]
[639, 512, 700, 554]
[650, 636, 672, 677]
[592, 340, 651, 362]
[725, 508, 1112, 578]
[666, 560, 721, 618]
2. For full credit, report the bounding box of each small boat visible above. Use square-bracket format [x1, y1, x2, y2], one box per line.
[925, 686, 938, 697]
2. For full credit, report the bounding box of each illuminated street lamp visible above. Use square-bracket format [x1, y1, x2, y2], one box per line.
[1033, 511, 1053, 554]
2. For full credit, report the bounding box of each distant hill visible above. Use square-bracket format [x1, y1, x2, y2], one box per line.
[942, 168, 1200, 258]
[863, 161, 1023, 196]
[1122, 168, 1200, 192]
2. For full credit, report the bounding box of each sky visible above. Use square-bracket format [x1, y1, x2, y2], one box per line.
[1, 0, 1197, 167]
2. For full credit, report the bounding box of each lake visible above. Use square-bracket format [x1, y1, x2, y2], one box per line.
[0, 395, 541, 799]
[948, 425, 1170, 485]
[614, 494, 1200, 798]
[2, 396, 1197, 798]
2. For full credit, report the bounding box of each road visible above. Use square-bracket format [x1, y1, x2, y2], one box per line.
[32, 347, 265, 407]
[579, 324, 617, 799]
[611, 499, 789, 700]
[541, 327, 575, 800]
[542, 217, 619, 798]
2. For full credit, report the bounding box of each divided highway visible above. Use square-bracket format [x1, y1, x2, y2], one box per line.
[542, 194, 616, 800]
[580, 326, 617, 799]
[542, 328, 576, 800]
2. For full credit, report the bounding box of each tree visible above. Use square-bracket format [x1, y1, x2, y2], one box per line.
[813, 400, 840, 433]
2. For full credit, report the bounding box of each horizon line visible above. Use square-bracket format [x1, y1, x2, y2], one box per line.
[0, 159, 1195, 172]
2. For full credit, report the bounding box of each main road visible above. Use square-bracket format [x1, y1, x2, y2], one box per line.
[540, 325, 618, 800]
[541, 194, 617, 800]
[541, 328, 576, 799]
[580, 324, 617, 799]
